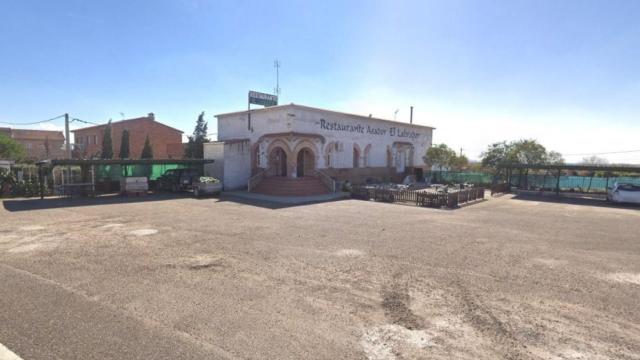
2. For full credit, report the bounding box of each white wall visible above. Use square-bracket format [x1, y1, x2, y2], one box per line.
[222, 141, 251, 190]
[216, 105, 434, 187]
[203, 142, 224, 180]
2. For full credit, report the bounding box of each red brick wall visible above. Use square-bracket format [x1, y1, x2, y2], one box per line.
[7, 129, 66, 161]
[14, 139, 66, 161]
[73, 117, 183, 159]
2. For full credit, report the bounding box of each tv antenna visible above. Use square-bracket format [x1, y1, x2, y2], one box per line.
[274, 59, 281, 96]
[394, 109, 399, 121]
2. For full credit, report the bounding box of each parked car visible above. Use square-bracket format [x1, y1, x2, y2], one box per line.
[607, 182, 640, 204]
[192, 176, 223, 197]
[156, 168, 202, 192]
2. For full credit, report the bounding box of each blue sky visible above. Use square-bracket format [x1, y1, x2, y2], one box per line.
[1, 0, 639, 162]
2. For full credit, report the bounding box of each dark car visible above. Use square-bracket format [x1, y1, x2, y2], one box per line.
[156, 168, 202, 192]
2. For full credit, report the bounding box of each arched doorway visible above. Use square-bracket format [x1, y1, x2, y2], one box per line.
[353, 146, 360, 168]
[269, 147, 288, 177]
[296, 148, 315, 177]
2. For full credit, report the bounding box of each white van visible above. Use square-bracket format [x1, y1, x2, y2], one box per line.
[607, 182, 640, 204]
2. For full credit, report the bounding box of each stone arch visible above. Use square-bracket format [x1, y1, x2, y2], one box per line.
[324, 141, 340, 168]
[353, 143, 361, 168]
[266, 139, 293, 177]
[292, 139, 319, 177]
[251, 142, 261, 174]
[363, 144, 372, 167]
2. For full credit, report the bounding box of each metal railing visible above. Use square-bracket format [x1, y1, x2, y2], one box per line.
[490, 182, 510, 196]
[351, 185, 485, 209]
[314, 169, 336, 193]
[247, 167, 270, 192]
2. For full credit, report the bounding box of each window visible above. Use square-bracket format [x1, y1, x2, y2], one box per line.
[93, 135, 98, 145]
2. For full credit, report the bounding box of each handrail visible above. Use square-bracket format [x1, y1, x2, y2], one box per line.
[315, 169, 336, 193]
[248, 167, 270, 192]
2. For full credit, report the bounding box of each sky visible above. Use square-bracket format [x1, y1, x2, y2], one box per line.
[1, 0, 639, 163]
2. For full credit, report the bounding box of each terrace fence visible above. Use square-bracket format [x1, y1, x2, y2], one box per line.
[490, 182, 511, 196]
[351, 185, 485, 209]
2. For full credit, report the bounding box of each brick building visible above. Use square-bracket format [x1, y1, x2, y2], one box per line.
[71, 113, 184, 159]
[0, 127, 66, 161]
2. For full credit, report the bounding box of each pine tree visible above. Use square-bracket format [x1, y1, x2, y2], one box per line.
[44, 136, 50, 157]
[101, 120, 114, 159]
[119, 129, 130, 159]
[140, 135, 154, 159]
[184, 112, 209, 159]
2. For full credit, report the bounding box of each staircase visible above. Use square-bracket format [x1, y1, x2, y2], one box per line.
[252, 176, 331, 196]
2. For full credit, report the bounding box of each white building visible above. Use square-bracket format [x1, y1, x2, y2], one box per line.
[205, 104, 434, 192]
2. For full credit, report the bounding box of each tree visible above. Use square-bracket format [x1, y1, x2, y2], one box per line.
[184, 112, 210, 159]
[510, 139, 548, 165]
[44, 136, 50, 158]
[423, 144, 457, 171]
[450, 154, 469, 170]
[101, 120, 114, 159]
[481, 139, 563, 168]
[480, 141, 511, 168]
[581, 155, 608, 165]
[546, 151, 565, 165]
[140, 135, 154, 159]
[0, 133, 25, 161]
[119, 129, 130, 159]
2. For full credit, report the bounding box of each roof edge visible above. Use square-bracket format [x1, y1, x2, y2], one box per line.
[215, 103, 435, 130]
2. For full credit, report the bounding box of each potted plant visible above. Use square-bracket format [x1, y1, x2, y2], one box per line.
[0, 168, 16, 197]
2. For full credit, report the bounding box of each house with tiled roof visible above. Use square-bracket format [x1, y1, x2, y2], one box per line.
[71, 113, 183, 159]
[0, 127, 66, 161]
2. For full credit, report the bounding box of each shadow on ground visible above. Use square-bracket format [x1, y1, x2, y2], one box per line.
[216, 193, 345, 210]
[1, 192, 346, 212]
[2, 193, 192, 212]
[512, 193, 640, 210]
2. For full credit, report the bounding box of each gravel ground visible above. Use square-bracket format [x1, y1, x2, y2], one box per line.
[1, 194, 639, 359]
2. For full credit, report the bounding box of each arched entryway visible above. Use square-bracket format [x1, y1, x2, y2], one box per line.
[296, 148, 315, 177]
[269, 147, 288, 177]
[353, 145, 360, 168]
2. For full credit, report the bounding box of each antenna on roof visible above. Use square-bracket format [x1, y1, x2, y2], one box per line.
[274, 59, 281, 96]
[394, 109, 399, 121]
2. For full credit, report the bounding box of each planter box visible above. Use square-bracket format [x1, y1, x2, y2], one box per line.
[120, 177, 148, 193]
[193, 182, 223, 197]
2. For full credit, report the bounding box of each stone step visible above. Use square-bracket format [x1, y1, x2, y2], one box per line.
[252, 176, 331, 196]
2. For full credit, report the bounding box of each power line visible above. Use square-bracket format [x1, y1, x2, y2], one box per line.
[71, 117, 100, 126]
[0, 114, 66, 126]
[564, 149, 640, 156]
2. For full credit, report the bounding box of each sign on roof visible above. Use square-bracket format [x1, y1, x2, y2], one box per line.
[248, 91, 278, 107]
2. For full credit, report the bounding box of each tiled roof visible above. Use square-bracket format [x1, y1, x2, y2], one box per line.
[10, 129, 65, 141]
[71, 115, 183, 133]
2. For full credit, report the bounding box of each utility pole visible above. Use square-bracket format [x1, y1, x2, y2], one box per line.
[64, 113, 71, 184]
[274, 59, 281, 96]
[64, 113, 71, 159]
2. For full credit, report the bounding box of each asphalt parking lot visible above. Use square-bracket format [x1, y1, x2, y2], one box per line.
[1, 194, 639, 359]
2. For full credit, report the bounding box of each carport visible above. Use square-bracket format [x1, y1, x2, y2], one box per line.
[497, 163, 640, 195]
[35, 159, 214, 199]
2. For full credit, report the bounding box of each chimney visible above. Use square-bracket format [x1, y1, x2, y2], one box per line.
[148, 112, 155, 120]
[410, 106, 413, 124]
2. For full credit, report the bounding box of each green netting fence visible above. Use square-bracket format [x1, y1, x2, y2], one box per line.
[424, 171, 640, 192]
[94, 164, 194, 181]
[426, 171, 494, 185]
[509, 174, 640, 192]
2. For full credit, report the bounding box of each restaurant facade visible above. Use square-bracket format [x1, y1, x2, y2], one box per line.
[206, 104, 434, 192]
